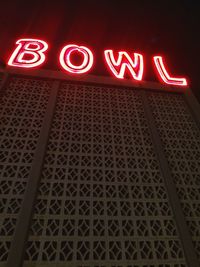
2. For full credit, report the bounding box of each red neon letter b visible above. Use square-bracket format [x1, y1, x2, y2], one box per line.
[8, 38, 48, 68]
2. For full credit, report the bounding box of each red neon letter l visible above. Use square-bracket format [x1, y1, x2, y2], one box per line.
[8, 38, 48, 68]
[104, 50, 144, 80]
[59, 44, 94, 74]
[153, 56, 187, 86]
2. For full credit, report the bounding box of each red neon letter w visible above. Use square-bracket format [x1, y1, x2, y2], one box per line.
[153, 56, 187, 86]
[104, 50, 144, 80]
[8, 38, 48, 68]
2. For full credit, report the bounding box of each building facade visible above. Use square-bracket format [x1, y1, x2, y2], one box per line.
[0, 68, 200, 267]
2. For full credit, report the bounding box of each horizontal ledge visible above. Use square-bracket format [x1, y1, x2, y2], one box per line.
[0, 66, 188, 93]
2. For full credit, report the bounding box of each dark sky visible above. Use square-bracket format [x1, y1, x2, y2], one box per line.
[1, 0, 200, 100]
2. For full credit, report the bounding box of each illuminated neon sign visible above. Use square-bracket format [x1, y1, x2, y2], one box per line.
[7, 38, 188, 87]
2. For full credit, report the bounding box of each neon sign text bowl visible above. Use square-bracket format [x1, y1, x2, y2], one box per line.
[7, 38, 188, 87]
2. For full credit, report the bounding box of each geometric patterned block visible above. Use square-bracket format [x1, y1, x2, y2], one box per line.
[24, 84, 187, 266]
[148, 91, 200, 264]
[0, 77, 51, 263]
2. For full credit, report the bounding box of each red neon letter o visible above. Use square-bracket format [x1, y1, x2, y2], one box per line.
[59, 44, 94, 74]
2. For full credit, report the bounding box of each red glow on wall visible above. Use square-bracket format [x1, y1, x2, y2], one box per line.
[8, 39, 48, 68]
[153, 56, 187, 86]
[104, 50, 144, 80]
[59, 44, 94, 74]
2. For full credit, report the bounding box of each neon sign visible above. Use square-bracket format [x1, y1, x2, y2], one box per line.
[7, 38, 188, 87]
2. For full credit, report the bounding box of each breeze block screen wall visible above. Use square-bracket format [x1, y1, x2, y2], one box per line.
[0, 68, 200, 267]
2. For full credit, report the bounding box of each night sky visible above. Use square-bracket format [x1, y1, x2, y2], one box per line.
[1, 0, 200, 101]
